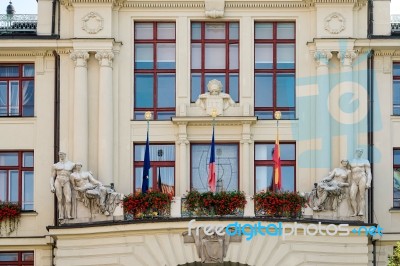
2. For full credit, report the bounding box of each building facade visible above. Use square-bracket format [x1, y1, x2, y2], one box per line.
[0, 0, 399, 265]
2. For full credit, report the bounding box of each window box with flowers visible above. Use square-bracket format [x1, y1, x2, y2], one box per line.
[0, 201, 21, 236]
[254, 191, 306, 218]
[182, 190, 247, 217]
[123, 191, 173, 219]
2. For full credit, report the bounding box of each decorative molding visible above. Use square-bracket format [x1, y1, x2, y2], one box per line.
[205, 0, 224, 18]
[124, 1, 204, 8]
[82, 12, 104, 34]
[337, 50, 357, 66]
[324, 13, 345, 34]
[0, 50, 53, 57]
[374, 50, 397, 57]
[70, 51, 89, 67]
[95, 51, 114, 67]
[314, 50, 333, 67]
[225, 1, 310, 8]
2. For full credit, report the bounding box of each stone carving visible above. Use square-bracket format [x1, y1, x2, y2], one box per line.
[50, 152, 75, 221]
[337, 50, 357, 66]
[70, 51, 89, 67]
[95, 50, 114, 67]
[314, 50, 332, 66]
[81, 12, 104, 34]
[195, 79, 235, 116]
[70, 163, 121, 216]
[205, 0, 225, 18]
[308, 160, 350, 212]
[348, 148, 372, 216]
[183, 227, 241, 263]
[324, 12, 345, 34]
[50, 153, 122, 223]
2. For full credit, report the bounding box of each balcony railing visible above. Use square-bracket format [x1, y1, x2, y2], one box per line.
[392, 14, 400, 34]
[0, 14, 37, 34]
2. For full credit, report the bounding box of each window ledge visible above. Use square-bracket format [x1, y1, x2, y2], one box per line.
[390, 115, 400, 122]
[0, 117, 36, 124]
[389, 208, 400, 213]
[21, 210, 38, 216]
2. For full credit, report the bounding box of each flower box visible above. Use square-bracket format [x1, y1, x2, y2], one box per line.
[123, 191, 173, 220]
[254, 191, 306, 218]
[0, 201, 21, 236]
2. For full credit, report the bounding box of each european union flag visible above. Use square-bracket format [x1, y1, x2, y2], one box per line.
[142, 131, 150, 193]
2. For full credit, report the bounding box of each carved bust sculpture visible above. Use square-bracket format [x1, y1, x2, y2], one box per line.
[195, 79, 235, 116]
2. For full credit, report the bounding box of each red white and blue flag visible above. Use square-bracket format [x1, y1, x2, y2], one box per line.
[208, 127, 216, 192]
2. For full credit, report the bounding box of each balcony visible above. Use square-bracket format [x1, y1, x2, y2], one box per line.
[392, 14, 400, 35]
[0, 14, 37, 35]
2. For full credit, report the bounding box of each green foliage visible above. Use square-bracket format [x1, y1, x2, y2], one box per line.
[389, 242, 400, 266]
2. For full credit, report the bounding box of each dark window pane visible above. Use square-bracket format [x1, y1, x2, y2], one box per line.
[229, 74, 239, 102]
[158, 167, 175, 194]
[23, 64, 35, 77]
[0, 253, 18, 261]
[229, 23, 239, 40]
[0, 81, 7, 116]
[191, 73, 201, 102]
[135, 23, 153, 39]
[191, 144, 238, 192]
[205, 23, 225, 39]
[277, 73, 295, 107]
[157, 44, 175, 69]
[255, 74, 273, 107]
[135, 44, 154, 69]
[23, 152, 34, 167]
[255, 23, 273, 39]
[191, 44, 201, 69]
[0, 66, 19, 77]
[10, 81, 19, 116]
[229, 44, 239, 70]
[157, 74, 175, 108]
[394, 168, 400, 207]
[10, 170, 19, 202]
[157, 23, 175, 39]
[394, 80, 400, 115]
[22, 252, 34, 261]
[205, 44, 226, 69]
[255, 44, 273, 69]
[255, 144, 274, 160]
[191, 23, 201, 40]
[0, 152, 18, 166]
[280, 144, 295, 160]
[394, 150, 400, 165]
[23, 171, 34, 210]
[394, 64, 400, 76]
[255, 111, 273, 120]
[0, 171, 6, 201]
[280, 111, 296, 120]
[22, 80, 34, 117]
[157, 112, 175, 120]
[256, 166, 273, 193]
[135, 167, 153, 193]
[134, 111, 146, 120]
[282, 166, 295, 192]
[135, 74, 154, 108]
[277, 44, 295, 69]
[135, 144, 175, 161]
[277, 23, 295, 39]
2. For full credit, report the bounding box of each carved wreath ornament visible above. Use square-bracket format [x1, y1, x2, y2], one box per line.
[82, 12, 104, 34]
[324, 12, 345, 34]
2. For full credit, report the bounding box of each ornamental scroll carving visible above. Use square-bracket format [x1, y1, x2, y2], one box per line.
[82, 12, 104, 34]
[324, 12, 345, 34]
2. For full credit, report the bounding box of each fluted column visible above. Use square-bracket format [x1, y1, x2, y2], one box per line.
[314, 50, 332, 177]
[337, 50, 357, 160]
[70, 51, 89, 168]
[95, 50, 114, 185]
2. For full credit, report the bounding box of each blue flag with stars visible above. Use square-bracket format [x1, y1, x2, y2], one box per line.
[141, 131, 150, 193]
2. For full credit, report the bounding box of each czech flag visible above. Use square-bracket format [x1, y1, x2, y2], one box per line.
[141, 131, 150, 194]
[208, 127, 216, 192]
[273, 133, 282, 191]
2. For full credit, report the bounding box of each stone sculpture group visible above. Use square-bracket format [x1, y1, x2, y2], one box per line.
[50, 151, 121, 221]
[308, 149, 372, 217]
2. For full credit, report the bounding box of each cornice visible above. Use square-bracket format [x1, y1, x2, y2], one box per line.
[0, 50, 55, 57]
[172, 116, 257, 126]
[124, 1, 204, 8]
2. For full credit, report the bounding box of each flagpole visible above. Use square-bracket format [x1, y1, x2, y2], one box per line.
[274, 111, 282, 192]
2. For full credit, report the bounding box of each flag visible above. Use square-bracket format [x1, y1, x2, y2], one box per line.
[273, 133, 282, 191]
[158, 167, 162, 192]
[208, 127, 216, 192]
[141, 131, 150, 193]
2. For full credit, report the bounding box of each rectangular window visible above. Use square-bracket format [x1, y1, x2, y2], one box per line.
[394, 63, 400, 115]
[254, 143, 296, 192]
[0, 151, 34, 210]
[0, 251, 33, 265]
[133, 144, 175, 195]
[394, 149, 400, 208]
[255, 22, 295, 119]
[134, 22, 176, 120]
[0, 64, 34, 117]
[191, 143, 239, 192]
[191, 22, 239, 102]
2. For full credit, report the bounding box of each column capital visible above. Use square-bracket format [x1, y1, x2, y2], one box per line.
[337, 50, 357, 66]
[240, 139, 253, 144]
[70, 51, 89, 67]
[177, 139, 189, 145]
[95, 50, 114, 67]
[314, 50, 332, 67]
